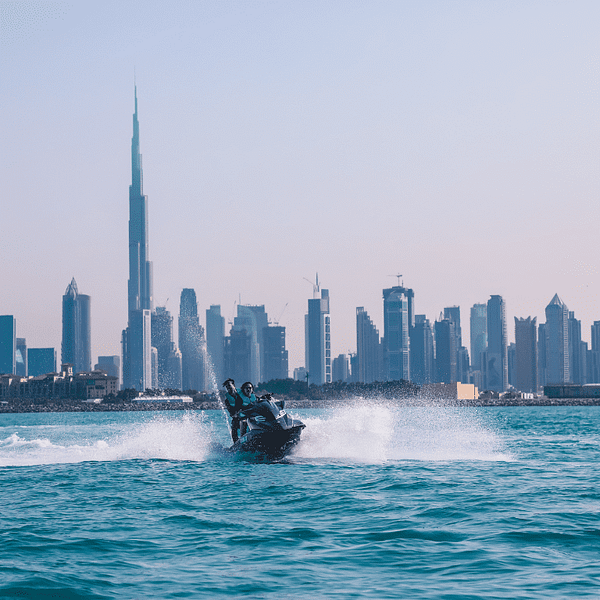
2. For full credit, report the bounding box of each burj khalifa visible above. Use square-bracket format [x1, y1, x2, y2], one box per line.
[122, 87, 153, 390]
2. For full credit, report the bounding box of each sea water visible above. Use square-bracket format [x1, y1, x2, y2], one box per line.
[0, 404, 598, 599]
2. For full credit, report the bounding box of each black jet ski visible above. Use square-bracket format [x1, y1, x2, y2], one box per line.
[229, 396, 305, 460]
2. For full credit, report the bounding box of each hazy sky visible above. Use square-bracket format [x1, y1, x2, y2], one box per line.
[1, 0, 599, 373]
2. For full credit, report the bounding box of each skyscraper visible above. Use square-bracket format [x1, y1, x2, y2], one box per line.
[590, 321, 600, 383]
[122, 87, 153, 391]
[15, 338, 27, 376]
[305, 280, 331, 385]
[544, 294, 569, 384]
[95, 356, 121, 384]
[470, 303, 487, 373]
[382, 287, 410, 381]
[62, 278, 91, 374]
[444, 306, 469, 383]
[411, 315, 434, 384]
[0, 316, 16, 375]
[434, 316, 457, 383]
[332, 354, 350, 382]
[484, 295, 507, 392]
[206, 305, 225, 386]
[356, 307, 382, 383]
[262, 325, 288, 382]
[538, 322, 547, 387]
[514, 317, 537, 393]
[507, 342, 516, 388]
[152, 306, 180, 388]
[28, 348, 56, 376]
[224, 329, 251, 384]
[234, 305, 269, 384]
[179, 289, 205, 392]
[568, 311, 585, 384]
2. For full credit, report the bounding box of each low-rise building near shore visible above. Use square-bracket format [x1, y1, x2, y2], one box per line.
[420, 382, 479, 400]
[0, 366, 118, 401]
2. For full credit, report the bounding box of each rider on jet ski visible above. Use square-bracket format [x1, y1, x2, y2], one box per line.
[222, 379, 258, 442]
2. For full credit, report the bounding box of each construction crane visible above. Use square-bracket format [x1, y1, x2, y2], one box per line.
[227, 300, 237, 327]
[388, 273, 403, 287]
[303, 273, 320, 299]
[271, 302, 289, 326]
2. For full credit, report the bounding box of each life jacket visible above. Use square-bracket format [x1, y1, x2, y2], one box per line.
[239, 389, 257, 408]
[225, 388, 256, 414]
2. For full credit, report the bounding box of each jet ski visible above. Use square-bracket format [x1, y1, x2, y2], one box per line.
[229, 396, 305, 459]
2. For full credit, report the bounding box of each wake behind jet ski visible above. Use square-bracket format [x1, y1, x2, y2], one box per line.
[222, 379, 305, 460]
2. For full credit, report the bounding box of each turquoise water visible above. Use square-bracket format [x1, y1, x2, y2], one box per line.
[0, 404, 599, 599]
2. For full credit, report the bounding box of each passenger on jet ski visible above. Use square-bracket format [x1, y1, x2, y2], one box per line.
[222, 379, 257, 442]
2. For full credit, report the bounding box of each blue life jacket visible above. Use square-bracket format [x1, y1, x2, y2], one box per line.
[239, 389, 257, 408]
[225, 388, 256, 414]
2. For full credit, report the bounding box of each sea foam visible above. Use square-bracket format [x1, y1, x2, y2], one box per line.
[0, 413, 214, 467]
[291, 401, 512, 462]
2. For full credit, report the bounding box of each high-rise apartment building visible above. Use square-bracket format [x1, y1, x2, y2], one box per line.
[356, 307, 381, 383]
[206, 305, 225, 386]
[224, 329, 251, 384]
[305, 283, 331, 385]
[382, 287, 410, 381]
[538, 322, 547, 387]
[434, 317, 457, 383]
[0, 316, 16, 375]
[95, 356, 121, 384]
[470, 304, 487, 373]
[568, 311, 585, 384]
[152, 306, 176, 388]
[332, 354, 350, 382]
[179, 289, 205, 392]
[62, 278, 91, 374]
[484, 295, 508, 392]
[544, 294, 569, 384]
[28, 348, 57, 376]
[122, 87, 153, 391]
[411, 315, 434, 384]
[234, 305, 269, 384]
[444, 307, 462, 347]
[16, 338, 27, 376]
[262, 325, 288, 382]
[514, 317, 537, 393]
[165, 344, 183, 390]
[590, 321, 600, 383]
[444, 306, 469, 383]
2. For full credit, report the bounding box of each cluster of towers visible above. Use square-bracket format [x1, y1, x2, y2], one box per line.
[2, 90, 599, 398]
[351, 289, 600, 394]
[352, 290, 509, 391]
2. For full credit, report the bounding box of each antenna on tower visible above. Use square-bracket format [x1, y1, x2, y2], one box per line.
[303, 272, 321, 298]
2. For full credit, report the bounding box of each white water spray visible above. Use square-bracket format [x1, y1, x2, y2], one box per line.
[0, 413, 215, 467]
[292, 400, 511, 463]
[200, 343, 231, 436]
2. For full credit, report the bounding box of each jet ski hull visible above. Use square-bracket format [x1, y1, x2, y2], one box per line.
[230, 424, 305, 460]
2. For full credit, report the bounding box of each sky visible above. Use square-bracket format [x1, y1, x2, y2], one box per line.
[1, 0, 599, 374]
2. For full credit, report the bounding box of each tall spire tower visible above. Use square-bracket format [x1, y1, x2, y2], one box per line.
[122, 86, 153, 390]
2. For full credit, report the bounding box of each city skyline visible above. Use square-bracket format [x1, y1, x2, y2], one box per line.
[1, 1, 599, 372]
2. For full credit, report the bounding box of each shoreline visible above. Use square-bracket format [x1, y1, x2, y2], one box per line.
[2, 396, 600, 414]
